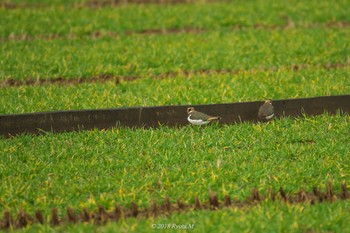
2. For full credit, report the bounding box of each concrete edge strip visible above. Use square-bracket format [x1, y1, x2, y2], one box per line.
[0, 95, 349, 137]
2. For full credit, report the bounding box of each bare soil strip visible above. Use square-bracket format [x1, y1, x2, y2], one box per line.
[1, 21, 349, 43]
[85, 0, 219, 8]
[2, 0, 218, 9]
[0, 183, 348, 229]
[1, 62, 349, 88]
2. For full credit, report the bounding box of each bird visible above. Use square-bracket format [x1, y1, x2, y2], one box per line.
[187, 107, 221, 125]
[258, 100, 274, 120]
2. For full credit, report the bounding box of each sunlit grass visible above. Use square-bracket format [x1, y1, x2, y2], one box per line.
[1, 67, 349, 114]
[1, 0, 349, 38]
[1, 0, 350, 232]
[1, 28, 349, 80]
[1, 114, 349, 215]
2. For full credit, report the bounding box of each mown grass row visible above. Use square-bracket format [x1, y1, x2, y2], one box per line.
[1, 183, 349, 231]
[1, 28, 349, 80]
[58, 201, 350, 232]
[1, 0, 349, 38]
[10, 201, 350, 232]
[1, 67, 349, 114]
[1, 114, 349, 215]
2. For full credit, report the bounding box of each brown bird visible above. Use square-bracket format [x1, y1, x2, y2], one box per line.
[258, 100, 274, 120]
[187, 107, 221, 125]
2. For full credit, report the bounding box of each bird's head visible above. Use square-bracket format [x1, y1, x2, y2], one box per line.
[187, 107, 195, 114]
[265, 99, 272, 104]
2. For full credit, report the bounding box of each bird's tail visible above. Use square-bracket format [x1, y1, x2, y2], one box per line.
[208, 116, 221, 122]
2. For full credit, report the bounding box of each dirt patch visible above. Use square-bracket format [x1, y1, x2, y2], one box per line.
[0, 182, 348, 229]
[1, 62, 349, 88]
[86, 0, 210, 8]
[1, 2, 46, 9]
[126, 27, 207, 36]
[1, 0, 217, 9]
[0, 74, 137, 88]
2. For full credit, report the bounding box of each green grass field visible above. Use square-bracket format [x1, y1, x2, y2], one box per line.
[1, 0, 350, 232]
[1, 28, 349, 80]
[1, 68, 349, 114]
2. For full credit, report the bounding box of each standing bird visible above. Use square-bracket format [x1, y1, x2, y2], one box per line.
[258, 100, 274, 120]
[187, 107, 221, 125]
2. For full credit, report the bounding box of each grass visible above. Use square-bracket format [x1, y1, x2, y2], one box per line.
[1, 114, 350, 232]
[1, 114, 349, 214]
[20, 201, 349, 233]
[1, 0, 350, 232]
[1, 28, 349, 80]
[62, 203, 349, 232]
[1, 67, 349, 114]
[1, 1, 349, 38]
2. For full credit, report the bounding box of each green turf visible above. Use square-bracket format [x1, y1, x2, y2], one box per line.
[1, 114, 349, 214]
[1, 28, 349, 80]
[1, 0, 350, 232]
[1, 0, 349, 38]
[17, 201, 350, 233]
[1, 67, 349, 114]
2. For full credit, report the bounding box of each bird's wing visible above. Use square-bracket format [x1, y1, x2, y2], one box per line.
[190, 111, 211, 120]
[258, 103, 274, 117]
[265, 105, 274, 116]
